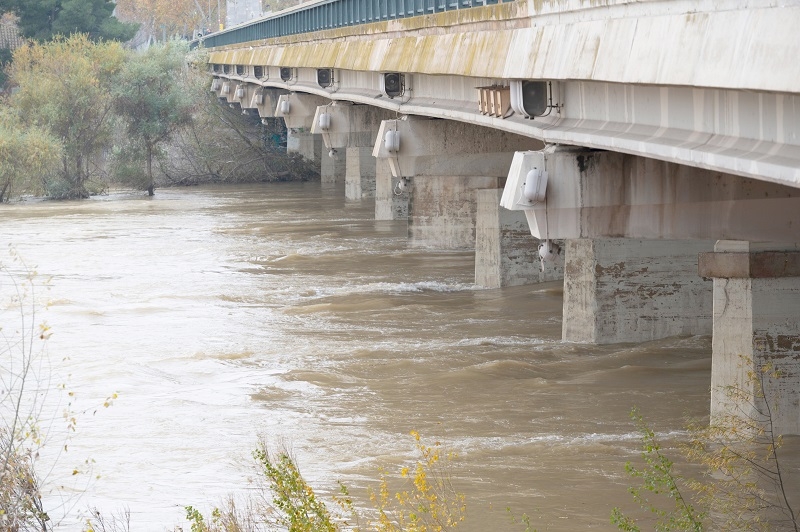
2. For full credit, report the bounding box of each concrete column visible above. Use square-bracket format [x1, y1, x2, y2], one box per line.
[374, 116, 541, 249]
[375, 158, 409, 220]
[321, 150, 346, 184]
[345, 146, 377, 199]
[312, 103, 395, 199]
[408, 175, 501, 249]
[277, 93, 329, 170]
[699, 241, 800, 435]
[475, 189, 564, 288]
[287, 129, 322, 165]
[562, 238, 714, 344]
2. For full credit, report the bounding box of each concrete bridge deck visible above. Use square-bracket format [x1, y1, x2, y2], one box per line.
[201, 0, 800, 187]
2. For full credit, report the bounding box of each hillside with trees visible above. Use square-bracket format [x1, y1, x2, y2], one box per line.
[0, 0, 317, 202]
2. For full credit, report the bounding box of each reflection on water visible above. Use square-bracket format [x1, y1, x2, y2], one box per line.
[1, 183, 712, 530]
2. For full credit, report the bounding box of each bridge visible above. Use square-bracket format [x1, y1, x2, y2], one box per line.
[195, 0, 800, 433]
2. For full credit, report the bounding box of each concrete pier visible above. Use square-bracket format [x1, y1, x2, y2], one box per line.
[320, 149, 345, 183]
[311, 103, 395, 196]
[374, 116, 540, 249]
[407, 175, 500, 249]
[252, 88, 286, 120]
[502, 147, 800, 344]
[700, 241, 800, 435]
[277, 93, 329, 170]
[375, 158, 408, 220]
[475, 189, 563, 288]
[345, 146, 376, 199]
[287, 129, 322, 165]
[562, 238, 713, 344]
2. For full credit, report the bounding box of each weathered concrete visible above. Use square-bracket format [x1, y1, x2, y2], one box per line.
[502, 147, 800, 242]
[310, 103, 395, 199]
[276, 93, 329, 130]
[210, 1, 800, 95]
[562, 238, 714, 344]
[277, 93, 330, 169]
[310, 102, 393, 151]
[232, 82, 255, 109]
[251, 88, 287, 119]
[321, 149, 346, 184]
[345, 146, 377, 199]
[375, 158, 408, 220]
[701, 240, 800, 435]
[208, 0, 800, 188]
[475, 189, 564, 288]
[408, 175, 500, 249]
[373, 116, 541, 179]
[286, 129, 322, 165]
[372, 116, 539, 249]
[215, 80, 231, 101]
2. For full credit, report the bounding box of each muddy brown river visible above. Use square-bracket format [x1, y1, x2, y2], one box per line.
[1, 183, 714, 530]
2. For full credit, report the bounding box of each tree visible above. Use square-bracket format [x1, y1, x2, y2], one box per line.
[112, 40, 193, 196]
[8, 34, 127, 198]
[184, 432, 466, 532]
[0, 254, 53, 531]
[685, 361, 799, 531]
[0, 46, 9, 87]
[611, 409, 705, 532]
[0, 0, 139, 43]
[612, 363, 800, 532]
[0, 106, 63, 202]
[115, 0, 209, 45]
[157, 63, 316, 186]
[0, 13, 22, 89]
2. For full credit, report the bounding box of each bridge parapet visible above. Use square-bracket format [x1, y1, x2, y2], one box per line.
[203, 0, 799, 94]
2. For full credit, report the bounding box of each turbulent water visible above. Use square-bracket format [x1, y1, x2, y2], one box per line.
[0, 183, 714, 531]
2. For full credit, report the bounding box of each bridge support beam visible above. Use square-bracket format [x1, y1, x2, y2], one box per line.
[252, 88, 287, 120]
[700, 241, 800, 435]
[503, 147, 800, 243]
[232, 82, 257, 112]
[277, 93, 330, 169]
[312, 103, 395, 197]
[476, 189, 564, 288]
[374, 116, 540, 249]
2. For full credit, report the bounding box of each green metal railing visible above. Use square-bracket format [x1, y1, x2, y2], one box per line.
[192, 0, 513, 49]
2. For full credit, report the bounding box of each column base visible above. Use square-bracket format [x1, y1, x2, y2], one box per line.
[701, 241, 800, 435]
[475, 189, 564, 288]
[408, 175, 499, 249]
[345, 146, 376, 200]
[375, 159, 409, 221]
[562, 238, 714, 344]
[321, 150, 346, 184]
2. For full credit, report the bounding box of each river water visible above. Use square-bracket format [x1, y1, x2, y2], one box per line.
[0, 183, 714, 531]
